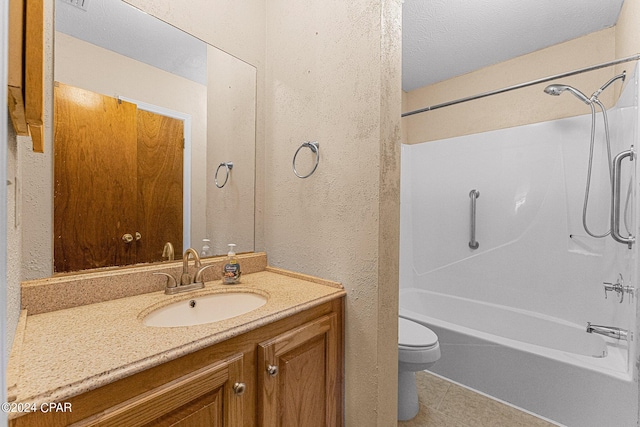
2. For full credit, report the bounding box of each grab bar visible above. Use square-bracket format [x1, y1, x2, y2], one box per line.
[469, 189, 480, 249]
[611, 148, 635, 249]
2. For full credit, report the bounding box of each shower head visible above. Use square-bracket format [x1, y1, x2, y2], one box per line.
[543, 84, 591, 105]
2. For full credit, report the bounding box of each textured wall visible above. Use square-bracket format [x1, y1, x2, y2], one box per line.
[6, 120, 21, 352]
[20, 0, 54, 280]
[264, 0, 401, 424]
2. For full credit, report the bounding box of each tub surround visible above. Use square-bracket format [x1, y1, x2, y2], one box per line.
[399, 66, 640, 426]
[7, 261, 345, 421]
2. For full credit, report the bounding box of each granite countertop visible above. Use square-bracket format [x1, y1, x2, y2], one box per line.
[8, 268, 345, 415]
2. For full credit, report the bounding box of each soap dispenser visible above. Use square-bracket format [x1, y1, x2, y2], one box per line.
[222, 244, 241, 284]
[200, 238, 212, 257]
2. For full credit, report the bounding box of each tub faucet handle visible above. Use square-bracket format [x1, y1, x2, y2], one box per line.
[602, 273, 634, 303]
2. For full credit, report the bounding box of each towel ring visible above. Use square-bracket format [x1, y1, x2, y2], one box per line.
[215, 162, 233, 188]
[293, 141, 320, 179]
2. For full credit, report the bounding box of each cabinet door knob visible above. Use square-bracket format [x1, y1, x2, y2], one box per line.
[122, 233, 134, 243]
[135, 232, 142, 241]
[267, 364, 279, 376]
[233, 382, 246, 395]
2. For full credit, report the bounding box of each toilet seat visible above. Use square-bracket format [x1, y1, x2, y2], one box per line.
[399, 317, 438, 349]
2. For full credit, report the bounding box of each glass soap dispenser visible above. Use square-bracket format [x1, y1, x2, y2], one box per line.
[222, 243, 241, 284]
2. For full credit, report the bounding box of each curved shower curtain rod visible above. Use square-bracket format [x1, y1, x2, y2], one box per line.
[401, 54, 640, 118]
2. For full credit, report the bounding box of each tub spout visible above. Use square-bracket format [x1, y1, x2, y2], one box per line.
[586, 322, 629, 341]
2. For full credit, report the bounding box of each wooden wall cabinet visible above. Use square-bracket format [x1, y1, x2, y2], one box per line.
[8, 0, 45, 152]
[9, 298, 344, 427]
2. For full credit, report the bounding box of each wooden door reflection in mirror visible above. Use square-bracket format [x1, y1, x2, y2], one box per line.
[54, 83, 183, 272]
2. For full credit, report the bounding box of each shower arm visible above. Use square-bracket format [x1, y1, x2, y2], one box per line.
[591, 71, 626, 101]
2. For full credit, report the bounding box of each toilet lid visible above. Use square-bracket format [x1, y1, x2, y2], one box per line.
[399, 317, 438, 348]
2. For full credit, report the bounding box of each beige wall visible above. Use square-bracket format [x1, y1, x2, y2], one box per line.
[207, 46, 257, 255]
[615, 0, 640, 59]
[19, 0, 54, 281]
[403, 28, 619, 144]
[6, 121, 21, 352]
[264, 0, 402, 424]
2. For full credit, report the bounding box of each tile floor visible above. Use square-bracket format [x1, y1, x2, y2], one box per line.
[397, 371, 559, 427]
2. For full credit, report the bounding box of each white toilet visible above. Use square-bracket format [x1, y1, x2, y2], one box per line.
[398, 317, 441, 421]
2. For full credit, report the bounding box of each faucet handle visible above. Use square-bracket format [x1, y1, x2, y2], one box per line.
[153, 272, 177, 288]
[194, 264, 215, 284]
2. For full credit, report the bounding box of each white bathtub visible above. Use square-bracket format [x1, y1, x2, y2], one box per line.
[400, 288, 637, 427]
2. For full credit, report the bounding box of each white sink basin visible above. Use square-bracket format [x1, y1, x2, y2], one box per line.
[143, 291, 268, 328]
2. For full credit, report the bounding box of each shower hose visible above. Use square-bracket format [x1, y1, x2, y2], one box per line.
[583, 98, 633, 238]
[582, 98, 612, 239]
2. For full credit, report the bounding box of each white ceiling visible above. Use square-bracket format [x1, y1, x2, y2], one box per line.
[55, 0, 207, 85]
[57, 0, 626, 93]
[402, 0, 625, 92]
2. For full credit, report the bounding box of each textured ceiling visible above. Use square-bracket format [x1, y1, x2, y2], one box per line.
[57, 0, 625, 93]
[402, 0, 625, 92]
[55, 0, 207, 85]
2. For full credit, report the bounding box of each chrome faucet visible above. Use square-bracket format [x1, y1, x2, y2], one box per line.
[154, 248, 212, 295]
[586, 322, 630, 341]
[603, 274, 634, 303]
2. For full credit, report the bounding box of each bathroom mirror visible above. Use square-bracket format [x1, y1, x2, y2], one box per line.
[51, 0, 256, 272]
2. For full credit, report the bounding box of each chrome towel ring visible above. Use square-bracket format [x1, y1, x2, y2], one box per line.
[215, 162, 233, 188]
[293, 141, 320, 179]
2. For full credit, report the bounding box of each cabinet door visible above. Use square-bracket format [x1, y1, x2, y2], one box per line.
[76, 354, 244, 427]
[258, 314, 340, 427]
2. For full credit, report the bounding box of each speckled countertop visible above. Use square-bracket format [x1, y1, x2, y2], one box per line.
[8, 268, 345, 416]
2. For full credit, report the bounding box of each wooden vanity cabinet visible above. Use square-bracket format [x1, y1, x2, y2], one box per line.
[9, 297, 344, 427]
[76, 354, 245, 427]
[258, 314, 340, 426]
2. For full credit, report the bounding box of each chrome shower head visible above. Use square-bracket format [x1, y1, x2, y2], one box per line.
[544, 84, 591, 104]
